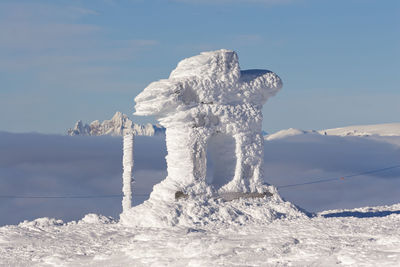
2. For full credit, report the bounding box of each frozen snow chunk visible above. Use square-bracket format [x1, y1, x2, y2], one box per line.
[169, 49, 241, 82]
[18, 217, 64, 228]
[135, 49, 282, 117]
[79, 213, 116, 224]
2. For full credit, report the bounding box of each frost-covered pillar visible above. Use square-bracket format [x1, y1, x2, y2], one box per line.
[122, 132, 134, 212]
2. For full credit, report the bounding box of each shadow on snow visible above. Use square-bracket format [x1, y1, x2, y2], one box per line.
[322, 210, 400, 218]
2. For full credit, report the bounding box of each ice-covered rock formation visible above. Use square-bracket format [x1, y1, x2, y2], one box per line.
[135, 49, 282, 198]
[121, 49, 309, 227]
[67, 112, 165, 136]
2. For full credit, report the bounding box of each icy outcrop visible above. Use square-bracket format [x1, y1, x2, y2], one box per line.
[79, 214, 116, 224]
[134, 49, 282, 200]
[67, 111, 165, 136]
[120, 49, 301, 226]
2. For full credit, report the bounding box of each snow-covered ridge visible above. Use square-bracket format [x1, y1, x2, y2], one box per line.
[265, 128, 319, 141]
[265, 123, 400, 140]
[67, 111, 165, 136]
[320, 123, 400, 137]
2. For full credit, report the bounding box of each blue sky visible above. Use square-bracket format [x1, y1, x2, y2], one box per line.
[1, 0, 399, 134]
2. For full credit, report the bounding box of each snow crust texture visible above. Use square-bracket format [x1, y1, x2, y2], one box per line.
[120, 186, 306, 228]
[67, 111, 165, 136]
[1, 204, 399, 266]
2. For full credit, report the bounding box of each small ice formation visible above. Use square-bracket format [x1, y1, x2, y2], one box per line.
[121, 49, 306, 227]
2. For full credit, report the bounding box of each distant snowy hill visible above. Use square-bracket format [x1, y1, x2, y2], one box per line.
[67, 112, 165, 136]
[320, 123, 400, 137]
[265, 123, 400, 140]
[265, 128, 319, 141]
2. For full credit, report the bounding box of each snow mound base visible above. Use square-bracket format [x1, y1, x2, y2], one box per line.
[120, 186, 307, 228]
[79, 214, 116, 224]
[18, 217, 64, 229]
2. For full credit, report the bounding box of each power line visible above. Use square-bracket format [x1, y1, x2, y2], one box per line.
[1, 164, 399, 198]
[277, 164, 400, 189]
[0, 193, 150, 199]
[0, 194, 123, 199]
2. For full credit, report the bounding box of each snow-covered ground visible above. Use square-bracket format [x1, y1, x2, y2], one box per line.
[0, 204, 399, 266]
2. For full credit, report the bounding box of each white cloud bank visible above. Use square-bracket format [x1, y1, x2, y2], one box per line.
[0, 131, 399, 226]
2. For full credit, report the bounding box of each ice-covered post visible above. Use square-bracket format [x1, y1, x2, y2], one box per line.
[122, 131, 134, 212]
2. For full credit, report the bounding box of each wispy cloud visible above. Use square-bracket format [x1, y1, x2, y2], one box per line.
[0, 2, 99, 22]
[174, 0, 297, 5]
[0, 2, 158, 92]
[233, 34, 264, 46]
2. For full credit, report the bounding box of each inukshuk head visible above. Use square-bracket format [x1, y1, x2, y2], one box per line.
[134, 49, 282, 124]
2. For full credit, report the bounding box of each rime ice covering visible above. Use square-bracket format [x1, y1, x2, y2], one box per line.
[135, 49, 282, 198]
[122, 49, 293, 226]
[122, 133, 134, 212]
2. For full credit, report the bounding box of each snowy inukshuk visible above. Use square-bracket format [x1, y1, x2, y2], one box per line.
[122, 131, 134, 212]
[134, 49, 282, 201]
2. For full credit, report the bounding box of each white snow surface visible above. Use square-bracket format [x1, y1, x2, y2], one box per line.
[67, 111, 165, 136]
[120, 186, 306, 228]
[1, 204, 399, 266]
